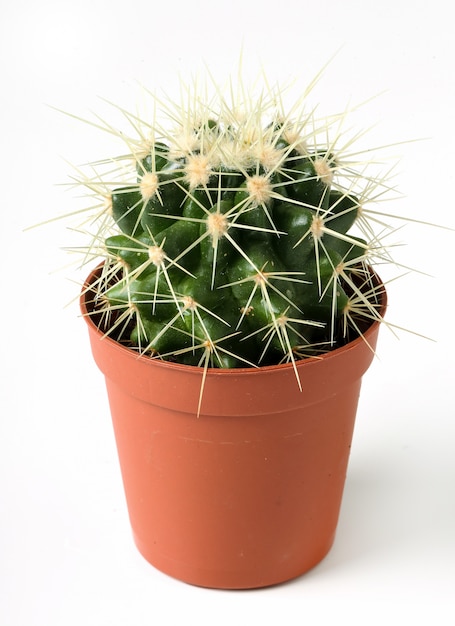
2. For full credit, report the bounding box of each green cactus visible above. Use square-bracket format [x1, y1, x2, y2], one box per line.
[76, 74, 389, 379]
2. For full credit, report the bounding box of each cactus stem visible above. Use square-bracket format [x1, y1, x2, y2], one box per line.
[223, 268, 309, 329]
[142, 309, 185, 355]
[258, 271, 305, 313]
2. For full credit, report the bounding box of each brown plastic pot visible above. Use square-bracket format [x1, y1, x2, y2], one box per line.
[80, 265, 386, 589]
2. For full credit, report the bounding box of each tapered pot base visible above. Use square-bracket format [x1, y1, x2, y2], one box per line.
[133, 531, 335, 589]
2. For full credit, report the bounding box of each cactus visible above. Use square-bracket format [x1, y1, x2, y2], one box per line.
[76, 73, 390, 384]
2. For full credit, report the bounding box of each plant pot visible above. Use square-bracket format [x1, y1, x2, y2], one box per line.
[80, 264, 386, 589]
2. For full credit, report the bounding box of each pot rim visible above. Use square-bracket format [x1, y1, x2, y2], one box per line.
[80, 262, 387, 380]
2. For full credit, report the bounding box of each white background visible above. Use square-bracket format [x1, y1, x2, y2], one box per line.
[2, 1, 454, 624]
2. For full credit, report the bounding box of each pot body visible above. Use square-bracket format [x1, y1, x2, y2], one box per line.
[80, 267, 385, 589]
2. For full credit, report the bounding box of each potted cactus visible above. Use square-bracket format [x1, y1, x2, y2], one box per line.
[74, 71, 391, 589]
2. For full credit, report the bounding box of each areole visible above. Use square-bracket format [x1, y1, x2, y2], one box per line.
[80, 264, 386, 589]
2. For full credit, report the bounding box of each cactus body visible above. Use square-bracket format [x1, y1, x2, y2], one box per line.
[76, 77, 388, 370]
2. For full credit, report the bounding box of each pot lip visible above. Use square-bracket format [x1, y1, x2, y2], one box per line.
[80, 262, 387, 379]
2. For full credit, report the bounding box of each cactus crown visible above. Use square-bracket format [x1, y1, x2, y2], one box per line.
[75, 71, 393, 380]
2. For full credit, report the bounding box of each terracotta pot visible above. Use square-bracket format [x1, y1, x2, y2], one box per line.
[80, 265, 386, 589]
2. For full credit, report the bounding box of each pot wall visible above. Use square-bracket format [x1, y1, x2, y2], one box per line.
[80, 266, 385, 589]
